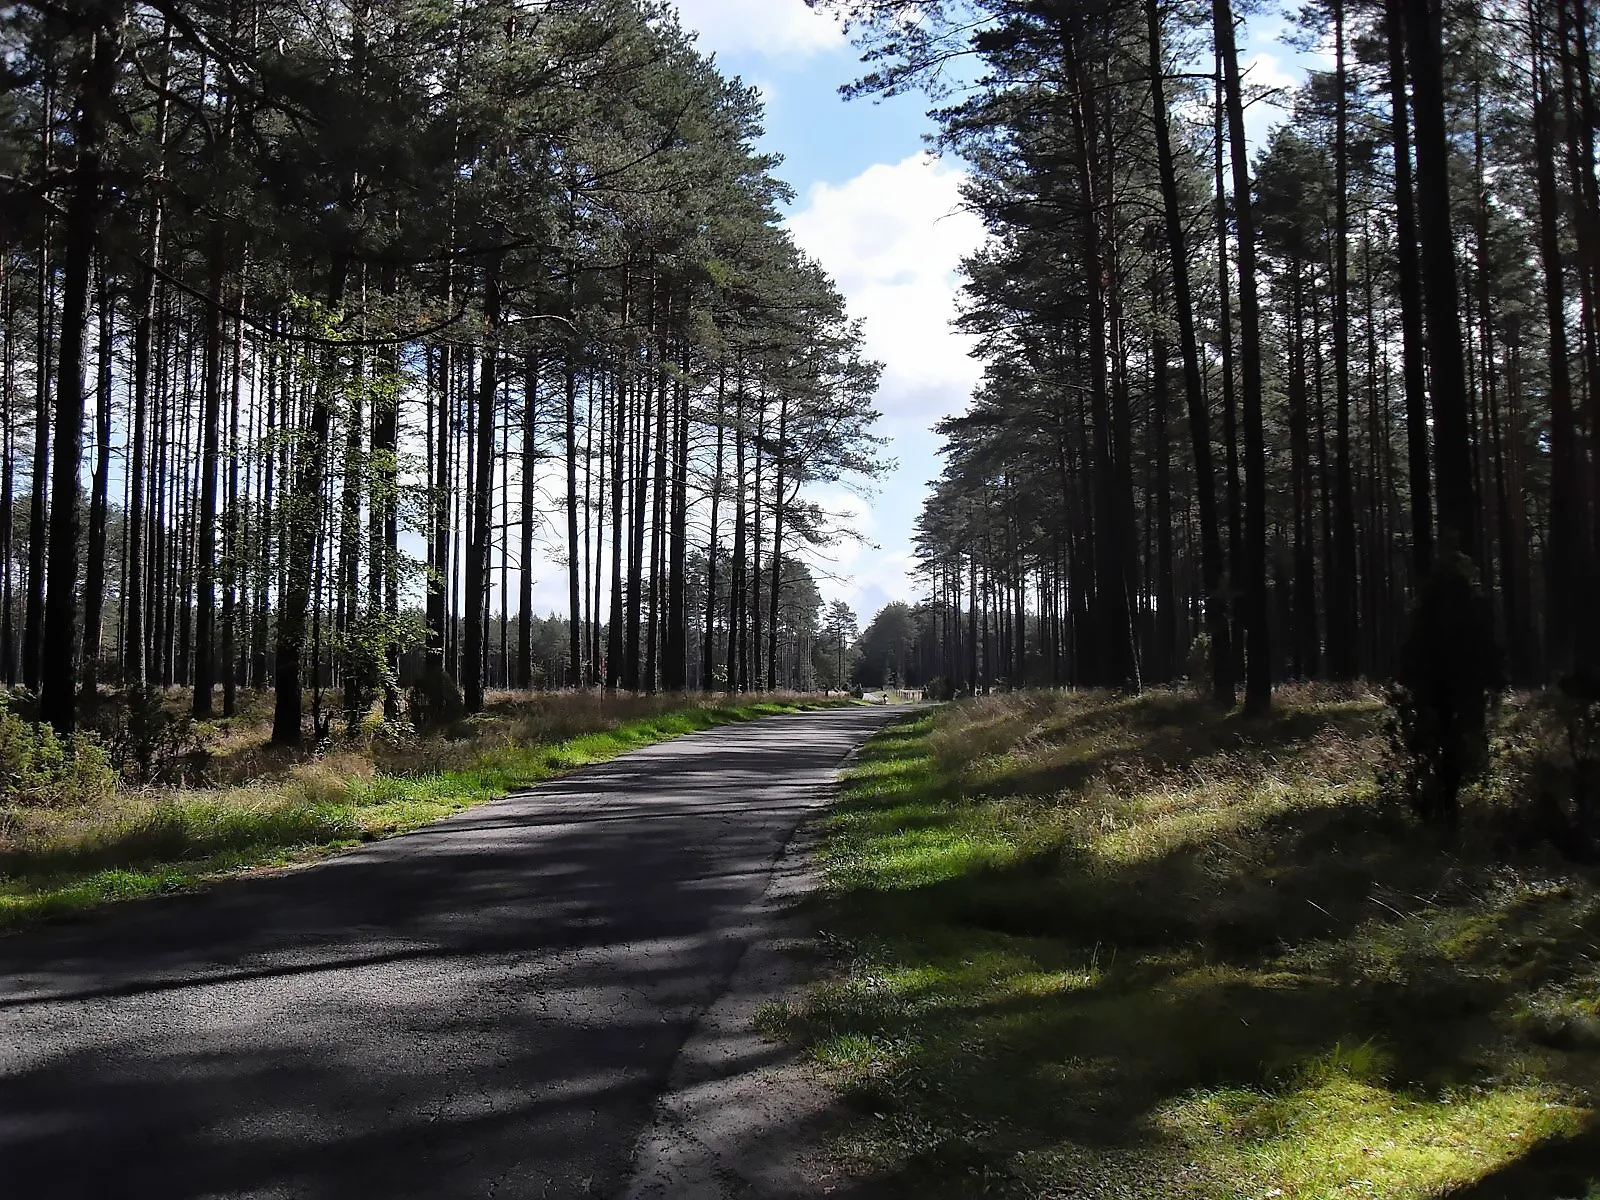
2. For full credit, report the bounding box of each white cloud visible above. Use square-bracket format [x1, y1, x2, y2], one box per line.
[1240, 51, 1303, 152]
[1243, 51, 1298, 95]
[787, 153, 987, 421]
[805, 487, 920, 616]
[670, 0, 845, 58]
[783, 153, 989, 617]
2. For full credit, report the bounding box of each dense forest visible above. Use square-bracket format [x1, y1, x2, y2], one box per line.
[0, 0, 887, 742]
[9, 0, 1596, 746]
[824, 0, 1599, 711]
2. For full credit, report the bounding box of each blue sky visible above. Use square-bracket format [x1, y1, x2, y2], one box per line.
[669, 0, 984, 623]
[662, 0, 1319, 626]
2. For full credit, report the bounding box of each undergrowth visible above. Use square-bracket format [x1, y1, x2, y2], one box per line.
[0, 693, 842, 931]
[774, 688, 1600, 1199]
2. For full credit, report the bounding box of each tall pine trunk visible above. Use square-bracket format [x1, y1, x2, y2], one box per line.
[1385, 0, 1435, 576]
[42, 13, 124, 734]
[704, 368, 725, 692]
[1404, 0, 1479, 565]
[765, 391, 789, 692]
[82, 260, 114, 693]
[1329, 0, 1360, 678]
[271, 261, 348, 745]
[566, 345, 583, 688]
[1213, 0, 1272, 714]
[1532, 23, 1592, 672]
[193, 244, 226, 716]
[464, 263, 501, 714]
[1146, 0, 1233, 704]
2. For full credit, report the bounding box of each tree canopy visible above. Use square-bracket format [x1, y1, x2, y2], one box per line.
[0, 0, 884, 737]
[820, 0, 1598, 703]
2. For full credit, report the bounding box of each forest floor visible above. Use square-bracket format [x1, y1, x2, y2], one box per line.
[769, 689, 1600, 1199]
[0, 690, 846, 933]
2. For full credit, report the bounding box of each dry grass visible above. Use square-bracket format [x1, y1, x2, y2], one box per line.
[775, 688, 1600, 1199]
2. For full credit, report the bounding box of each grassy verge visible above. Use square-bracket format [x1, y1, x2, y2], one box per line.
[1, 695, 844, 932]
[773, 689, 1600, 1199]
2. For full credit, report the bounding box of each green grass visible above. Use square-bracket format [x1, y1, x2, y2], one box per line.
[772, 689, 1600, 1199]
[0, 697, 844, 932]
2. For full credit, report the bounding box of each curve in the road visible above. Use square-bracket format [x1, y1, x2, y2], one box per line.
[0, 704, 907, 1200]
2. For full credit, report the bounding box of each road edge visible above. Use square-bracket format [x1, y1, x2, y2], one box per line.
[616, 712, 909, 1198]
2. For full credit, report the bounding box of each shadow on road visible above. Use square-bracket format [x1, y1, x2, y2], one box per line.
[0, 707, 905, 1200]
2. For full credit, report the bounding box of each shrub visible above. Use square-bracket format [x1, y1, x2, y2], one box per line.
[0, 701, 117, 807]
[338, 610, 417, 732]
[101, 687, 210, 785]
[1509, 672, 1600, 860]
[1185, 634, 1213, 693]
[408, 657, 466, 732]
[1555, 671, 1600, 835]
[1381, 553, 1504, 827]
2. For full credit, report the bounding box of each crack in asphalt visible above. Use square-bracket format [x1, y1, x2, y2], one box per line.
[0, 705, 907, 1200]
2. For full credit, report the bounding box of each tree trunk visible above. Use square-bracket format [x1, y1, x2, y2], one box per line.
[223, 282, 245, 717]
[271, 261, 348, 745]
[1064, 32, 1139, 689]
[42, 13, 124, 734]
[193, 244, 226, 717]
[24, 73, 53, 698]
[464, 263, 501, 714]
[728, 374, 747, 692]
[1153, 323, 1176, 683]
[766, 391, 790, 692]
[1329, 0, 1360, 678]
[566, 345, 583, 688]
[1404, 0, 1479, 565]
[704, 368, 725, 692]
[1385, 0, 1435, 577]
[664, 364, 689, 692]
[1146, 0, 1233, 704]
[1532, 27, 1592, 672]
[1, 257, 16, 684]
[519, 353, 538, 689]
[82, 259, 114, 693]
[1215, 58, 1246, 692]
[1213, 0, 1272, 714]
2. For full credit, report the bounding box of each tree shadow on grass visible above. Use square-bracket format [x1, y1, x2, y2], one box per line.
[812, 701, 1600, 1197]
[816, 856, 1600, 1195]
[977, 693, 1381, 805]
[1437, 1124, 1600, 1199]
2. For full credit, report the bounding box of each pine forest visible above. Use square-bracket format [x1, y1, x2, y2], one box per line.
[11, 1, 1600, 1194]
[0, 0, 883, 743]
[826, 0, 1600, 717]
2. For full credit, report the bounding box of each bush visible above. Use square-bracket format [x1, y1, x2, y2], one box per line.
[98, 687, 209, 785]
[408, 657, 466, 732]
[1557, 671, 1600, 836]
[0, 701, 117, 807]
[1509, 672, 1600, 860]
[1185, 634, 1213, 693]
[338, 610, 416, 732]
[1381, 553, 1504, 827]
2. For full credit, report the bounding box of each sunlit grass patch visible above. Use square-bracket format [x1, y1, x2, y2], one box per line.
[1164, 1072, 1586, 1199]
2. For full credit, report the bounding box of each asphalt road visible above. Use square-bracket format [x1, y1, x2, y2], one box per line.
[0, 704, 905, 1200]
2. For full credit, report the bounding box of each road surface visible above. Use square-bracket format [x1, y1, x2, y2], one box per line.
[0, 704, 905, 1199]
